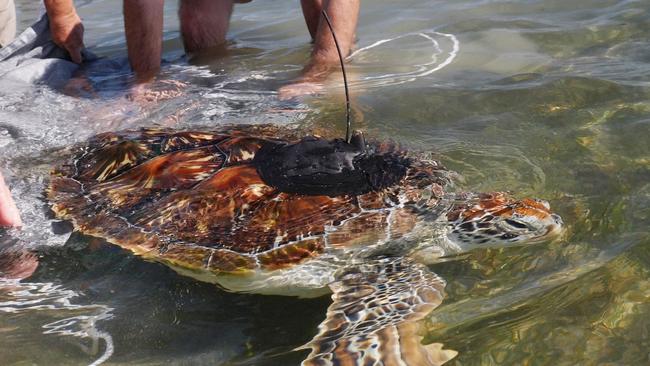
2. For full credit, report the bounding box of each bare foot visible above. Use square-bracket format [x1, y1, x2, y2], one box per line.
[82, 79, 190, 132]
[278, 81, 324, 100]
[126, 79, 187, 105]
[0, 172, 22, 228]
[126, 80, 187, 106]
[277, 58, 339, 100]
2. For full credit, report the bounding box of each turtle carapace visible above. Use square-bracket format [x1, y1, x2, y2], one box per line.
[47, 124, 563, 366]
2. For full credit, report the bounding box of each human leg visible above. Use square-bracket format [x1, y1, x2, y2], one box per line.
[123, 0, 164, 81]
[179, 0, 234, 53]
[279, 0, 360, 100]
[311, 0, 359, 66]
[300, 0, 323, 41]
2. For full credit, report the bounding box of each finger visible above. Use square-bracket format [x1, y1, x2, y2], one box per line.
[0, 175, 22, 228]
[0, 202, 22, 228]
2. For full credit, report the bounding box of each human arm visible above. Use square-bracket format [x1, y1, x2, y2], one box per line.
[44, 0, 85, 64]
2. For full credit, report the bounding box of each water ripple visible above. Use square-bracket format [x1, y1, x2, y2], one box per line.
[0, 279, 114, 365]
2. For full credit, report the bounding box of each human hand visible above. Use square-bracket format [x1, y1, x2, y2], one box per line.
[49, 10, 85, 64]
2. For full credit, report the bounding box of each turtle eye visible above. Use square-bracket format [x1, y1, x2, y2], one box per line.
[504, 219, 529, 230]
[500, 232, 518, 240]
[533, 198, 551, 210]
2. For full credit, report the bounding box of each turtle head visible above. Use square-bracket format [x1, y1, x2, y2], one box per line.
[254, 131, 410, 196]
[446, 192, 563, 249]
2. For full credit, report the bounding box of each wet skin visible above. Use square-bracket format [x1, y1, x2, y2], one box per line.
[123, 0, 360, 98]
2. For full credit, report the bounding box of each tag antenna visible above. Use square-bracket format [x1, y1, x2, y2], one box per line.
[321, 10, 352, 143]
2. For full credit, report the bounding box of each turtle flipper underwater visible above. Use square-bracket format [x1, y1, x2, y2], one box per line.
[46, 124, 563, 365]
[301, 257, 455, 366]
[299, 193, 560, 365]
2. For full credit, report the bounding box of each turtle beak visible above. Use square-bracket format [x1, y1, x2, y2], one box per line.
[544, 213, 564, 239]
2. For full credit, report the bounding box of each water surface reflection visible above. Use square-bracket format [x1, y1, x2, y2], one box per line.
[2, 0, 649, 364]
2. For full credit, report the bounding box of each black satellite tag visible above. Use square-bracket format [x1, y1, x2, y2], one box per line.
[254, 132, 409, 196]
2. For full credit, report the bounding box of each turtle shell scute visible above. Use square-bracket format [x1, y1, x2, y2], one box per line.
[47, 125, 447, 274]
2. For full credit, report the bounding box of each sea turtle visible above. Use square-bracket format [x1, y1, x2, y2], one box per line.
[47, 124, 562, 365]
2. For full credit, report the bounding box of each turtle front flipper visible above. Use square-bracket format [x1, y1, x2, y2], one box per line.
[300, 258, 457, 366]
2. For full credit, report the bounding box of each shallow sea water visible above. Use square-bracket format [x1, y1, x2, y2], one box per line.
[1, 0, 649, 365]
